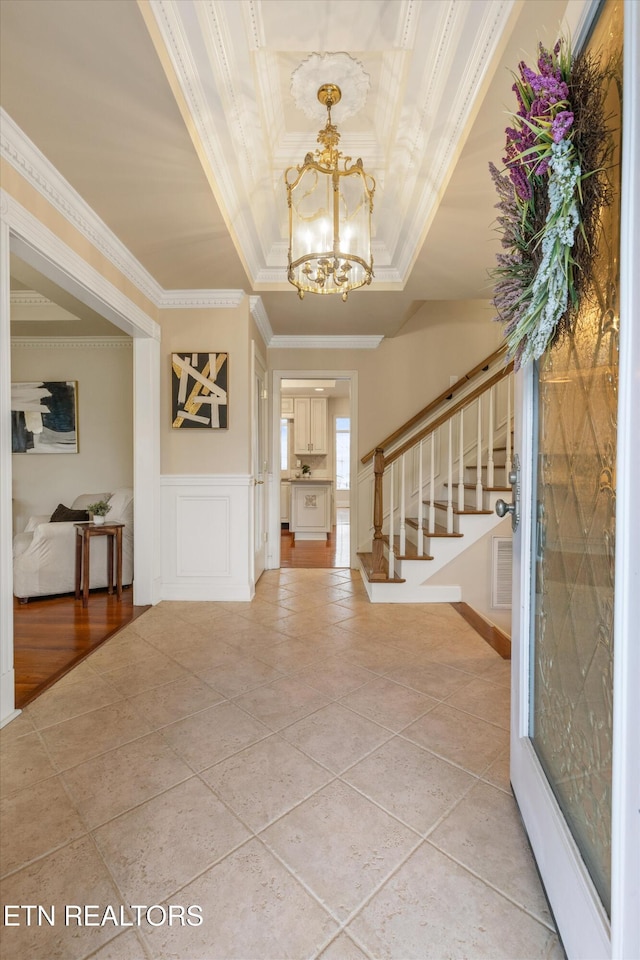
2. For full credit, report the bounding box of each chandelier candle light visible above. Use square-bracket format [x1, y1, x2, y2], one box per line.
[285, 83, 375, 301]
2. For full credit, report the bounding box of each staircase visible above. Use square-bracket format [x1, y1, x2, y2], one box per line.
[357, 348, 514, 603]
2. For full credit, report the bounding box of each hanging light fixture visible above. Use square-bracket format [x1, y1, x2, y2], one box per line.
[285, 83, 375, 301]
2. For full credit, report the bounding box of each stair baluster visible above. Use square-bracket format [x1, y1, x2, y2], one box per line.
[371, 447, 386, 580]
[388, 460, 395, 578]
[429, 431, 435, 534]
[476, 396, 483, 511]
[417, 439, 424, 556]
[400, 453, 406, 556]
[487, 386, 495, 488]
[447, 419, 454, 534]
[458, 409, 465, 512]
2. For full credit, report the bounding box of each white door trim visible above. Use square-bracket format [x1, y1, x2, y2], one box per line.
[0, 194, 160, 724]
[269, 369, 358, 569]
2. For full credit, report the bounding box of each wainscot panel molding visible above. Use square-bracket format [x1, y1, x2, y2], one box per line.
[160, 475, 253, 601]
[10, 337, 132, 349]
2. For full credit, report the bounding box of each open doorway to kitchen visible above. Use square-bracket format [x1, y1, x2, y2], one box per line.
[271, 371, 357, 570]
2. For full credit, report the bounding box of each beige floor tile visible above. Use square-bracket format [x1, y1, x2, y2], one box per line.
[1, 775, 86, 876]
[478, 655, 513, 686]
[61, 731, 192, 829]
[24, 672, 123, 731]
[86, 635, 159, 674]
[317, 932, 370, 960]
[444, 676, 511, 730]
[160, 701, 270, 770]
[0, 837, 124, 960]
[200, 655, 284, 698]
[261, 780, 419, 921]
[0, 731, 57, 798]
[294, 656, 375, 699]
[256, 637, 331, 671]
[402, 703, 509, 775]
[429, 780, 555, 927]
[387, 659, 473, 699]
[339, 676, 437, 732]
[102, 653, 189, 698]
[126, 675, 225, 729]
[84, 929, 149, 959]
[341, 639, 413, 674]
[482, 750, 512, 793]
[38, 701, 153, 771]
[93, 777, 250, 904]
[350, 842, 563, 959]
[140, 838, 337, 960]
[201, 735, 332, 831]
[233, 676, 330, 730]
[169, 637, 242, 674]
[343, 736, 475, 835]
[0, 710, 35, 746]
[281, 703, 391, 774]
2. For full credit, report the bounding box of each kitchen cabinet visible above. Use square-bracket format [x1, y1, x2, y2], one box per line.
[281, 396, 294, 417]
[293, 397, 327, 455]
[289, 480, 332, 541]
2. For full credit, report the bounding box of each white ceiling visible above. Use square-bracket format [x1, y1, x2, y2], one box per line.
[0, 0, 571, 339]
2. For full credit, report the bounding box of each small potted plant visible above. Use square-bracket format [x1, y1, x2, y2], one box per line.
[301, 464, 311, 478]
[86, 499, 111, 525]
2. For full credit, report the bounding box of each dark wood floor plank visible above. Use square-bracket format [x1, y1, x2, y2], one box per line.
[13, 588, 149, 708]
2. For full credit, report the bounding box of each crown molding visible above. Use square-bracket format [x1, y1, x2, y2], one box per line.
[2, 189, 161, 340]
[269, 335, 383, 350]
[1, 110, 253, 314]
[1, 108, 165, 306]
[9, 291, 51, 306]
[158, 290, 245, 308]
[249, 296, 274, 346]
[11, 336, 132, 349]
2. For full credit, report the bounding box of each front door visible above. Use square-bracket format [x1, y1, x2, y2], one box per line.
[510, 2, 631, 956]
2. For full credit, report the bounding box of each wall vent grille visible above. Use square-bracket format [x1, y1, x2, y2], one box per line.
[492, 536, 512, 608]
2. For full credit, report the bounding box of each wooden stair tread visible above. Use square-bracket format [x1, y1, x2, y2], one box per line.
[432, 500, 493, 516]
[357, 552, 406, 584]
[382, 535, 433, 561]
[445, 482, 510, 492]
[405, 518, 463, 538]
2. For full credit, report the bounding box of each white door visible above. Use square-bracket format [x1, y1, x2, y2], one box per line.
[252, 348, 268, 584]
[510, 4, 640, 956]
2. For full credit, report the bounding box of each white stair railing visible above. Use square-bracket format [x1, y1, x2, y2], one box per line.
[368, 363, 514, 581]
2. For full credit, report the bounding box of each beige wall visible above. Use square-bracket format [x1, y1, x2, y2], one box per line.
[427, 516, 513, 634]
[269, 300, 501, 459]
[160, 303, 252, 475]
[11, 342, 133, 533]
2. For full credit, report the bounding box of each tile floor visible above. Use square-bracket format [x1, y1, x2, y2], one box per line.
[0, 569, 564, 960]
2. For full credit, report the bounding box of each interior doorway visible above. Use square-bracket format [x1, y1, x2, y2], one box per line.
[270, 369, 358, 571]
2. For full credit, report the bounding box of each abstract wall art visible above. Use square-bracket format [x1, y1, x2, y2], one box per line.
[171, 352, 228, 429]
[11, 381, 79, 454]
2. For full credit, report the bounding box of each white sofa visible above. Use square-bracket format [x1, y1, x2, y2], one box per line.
[13, 489, 134, 601]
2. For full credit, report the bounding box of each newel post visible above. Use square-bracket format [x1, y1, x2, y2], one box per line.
[371, 447, 387, 580]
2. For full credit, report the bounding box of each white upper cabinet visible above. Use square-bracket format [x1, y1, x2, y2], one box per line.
[293, 397, 328, 455]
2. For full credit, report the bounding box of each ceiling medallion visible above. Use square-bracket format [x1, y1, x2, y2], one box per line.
[290, 52, 370, 124]
[284, 81, 375, 301]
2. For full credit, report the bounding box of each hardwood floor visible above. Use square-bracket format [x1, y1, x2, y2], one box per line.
[12, 588, 149, 708]
[280, 508, 350, 568]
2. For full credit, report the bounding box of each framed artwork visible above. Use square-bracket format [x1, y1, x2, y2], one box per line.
[171, 352, 228, 429]
[11, 381, 79, 454]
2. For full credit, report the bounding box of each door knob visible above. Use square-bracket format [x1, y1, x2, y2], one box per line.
[254, 479, 264, 485]
[494, 453, 520, 531]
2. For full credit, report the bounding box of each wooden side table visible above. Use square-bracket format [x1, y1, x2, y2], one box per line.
[74, 522, 125, 608]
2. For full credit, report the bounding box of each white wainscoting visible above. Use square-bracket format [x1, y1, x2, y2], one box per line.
[160, 475, 253, 601]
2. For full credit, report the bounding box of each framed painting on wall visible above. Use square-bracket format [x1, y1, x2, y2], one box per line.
[11, 381, 79, 454]
[171, 352, 229, 429]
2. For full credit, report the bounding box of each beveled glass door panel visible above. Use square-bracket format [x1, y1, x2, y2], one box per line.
[531, 0, 622, 918]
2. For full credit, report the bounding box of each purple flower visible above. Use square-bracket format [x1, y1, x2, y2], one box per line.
[551, 110, 574, 142]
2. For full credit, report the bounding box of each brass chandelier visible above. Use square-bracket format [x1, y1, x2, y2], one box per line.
[285, 83, 375, 301]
